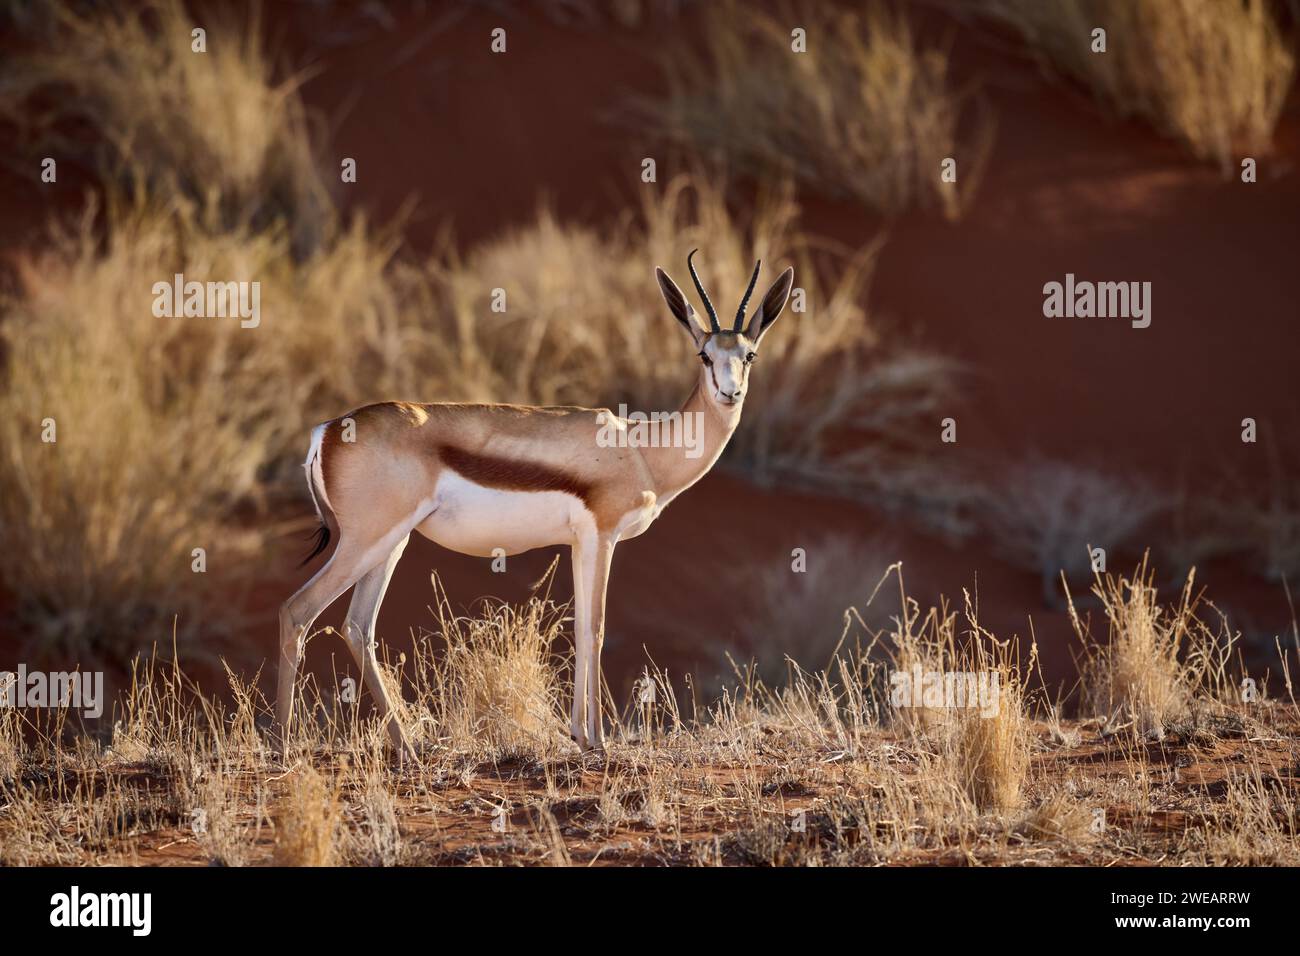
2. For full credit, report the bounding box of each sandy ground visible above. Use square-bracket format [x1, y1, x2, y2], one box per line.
[28, 707, 1296, 867]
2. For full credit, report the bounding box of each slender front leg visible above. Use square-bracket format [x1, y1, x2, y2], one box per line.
[585, 536, 615, 750]
[569, 541, 591, 748]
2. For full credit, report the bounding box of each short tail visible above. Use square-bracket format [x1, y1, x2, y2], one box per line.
[300, 523, 331, 567]
[299, 422, 334, 567]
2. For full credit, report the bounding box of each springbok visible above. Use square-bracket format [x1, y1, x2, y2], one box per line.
[276, 251, 793, 754]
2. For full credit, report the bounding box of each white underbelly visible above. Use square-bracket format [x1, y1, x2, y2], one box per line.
[415, 471, 587, 556]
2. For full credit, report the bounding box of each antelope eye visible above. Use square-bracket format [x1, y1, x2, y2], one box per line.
[745, 351, 757, 363]
[699, 351, 713, 367]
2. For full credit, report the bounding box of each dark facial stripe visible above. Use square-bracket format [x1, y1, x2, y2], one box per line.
[437, 444, 593, 502]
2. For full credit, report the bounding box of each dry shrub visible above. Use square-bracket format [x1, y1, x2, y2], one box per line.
[1180, 440, 1300, 583]
[194, 768, 252, 867]
[0, 187, 439, 656]
[0, 201, 271, 658]
[0, 0, 330, 254]
[1071, 558, 1237, 738]
[273, 763, 341, 866]
[634, 1, 993, 218]
[728, 534, 897, 687]
[418, 575, 568, 753]
[982, 0, 1295, 173]
[981, 456, 1166, 605]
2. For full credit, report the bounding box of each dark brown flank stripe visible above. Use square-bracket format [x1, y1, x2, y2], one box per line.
[437, 443, 594, 502]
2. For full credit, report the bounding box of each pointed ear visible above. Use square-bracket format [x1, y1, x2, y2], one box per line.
[745, 266, 793, 343]
[655, 267, 706, 347]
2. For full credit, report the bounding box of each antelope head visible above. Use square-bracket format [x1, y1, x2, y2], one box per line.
[655, 249, 794, 410]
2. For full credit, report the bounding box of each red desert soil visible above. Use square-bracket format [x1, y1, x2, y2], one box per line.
[63, 713, 1300, 866]
[1, 2, 1296, 709]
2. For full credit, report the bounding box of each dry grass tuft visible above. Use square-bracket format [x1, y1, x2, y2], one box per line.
[1018, 790, 1096, 843]
[273, 763, 341, 866]
[982, 0, 1295, 173]
[418, 573, 569, 754]
[876, 576, 1032, 810]
[1071, 557, 1238, 739]
[634, 1, 993, 218]
[945, 624, 1031, 812]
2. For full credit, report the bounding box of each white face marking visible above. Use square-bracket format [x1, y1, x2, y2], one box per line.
[700, 334, 756, 406]
[417, 471, 591, 556]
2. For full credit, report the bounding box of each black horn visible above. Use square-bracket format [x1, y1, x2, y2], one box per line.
[687, 248, 721, 333]
[734, 259, 761, 331]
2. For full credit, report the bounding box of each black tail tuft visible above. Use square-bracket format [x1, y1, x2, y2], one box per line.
[299, 523, 331, 567]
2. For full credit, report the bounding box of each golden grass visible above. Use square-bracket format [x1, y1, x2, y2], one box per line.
[0, 190, 427, 655]
[982, 0, 1295, 173]
[416, 571, 570, 754]
[0, 0, 331, 255]
[1069, 557, 1239, 739]
[634, 0, 994, 218]
[273, 763, 341, 866]
[946, 630, 1031, 811]
[0, 203, 264, 659]
[0, 563, 1294, 866]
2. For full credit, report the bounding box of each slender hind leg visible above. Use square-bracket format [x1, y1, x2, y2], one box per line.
[569, 542, 591, 748]
[275, 526, 413, 755]
[342, 534, 413, 757]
